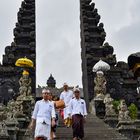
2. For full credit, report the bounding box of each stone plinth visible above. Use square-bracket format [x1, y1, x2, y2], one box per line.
[117, 121, 136, 139]
[16, 118, 30, 139]
[17, 118, 29, 129]
[5, 120, 19, 140]
[94, 98, 105, 119]
[104, 115, 118, 128]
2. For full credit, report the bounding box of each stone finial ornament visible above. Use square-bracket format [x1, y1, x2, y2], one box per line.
[93, 59, 110, 72]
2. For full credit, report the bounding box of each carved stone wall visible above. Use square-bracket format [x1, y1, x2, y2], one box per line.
[0, 0, 36, 104]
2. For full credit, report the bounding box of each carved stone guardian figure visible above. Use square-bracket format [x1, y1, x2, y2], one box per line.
[118, 99, 131, 121]
[104, 94, 118, 127]
[94, 71, 106, 99]
[19, 70, 32, 97]
[117, 100, 136, 139]
[104, 94, 116, 116]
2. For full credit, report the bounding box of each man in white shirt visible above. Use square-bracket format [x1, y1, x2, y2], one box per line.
[68, 87, 87, 140]
[30, 89, 56, 140]
[60, 83, 74, 127]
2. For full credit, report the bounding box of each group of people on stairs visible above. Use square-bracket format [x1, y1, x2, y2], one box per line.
[29, 83, 87, 140]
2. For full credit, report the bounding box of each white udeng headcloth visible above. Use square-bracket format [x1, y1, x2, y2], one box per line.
[63, 82, 68, 86]
[42, 88, 50, 94]
[73, 86, 80, 92]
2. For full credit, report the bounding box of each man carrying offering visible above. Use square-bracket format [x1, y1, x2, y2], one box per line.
[60, 83, 74, 127]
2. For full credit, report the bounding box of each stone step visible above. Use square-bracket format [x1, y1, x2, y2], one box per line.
[55, 114, 130, 140]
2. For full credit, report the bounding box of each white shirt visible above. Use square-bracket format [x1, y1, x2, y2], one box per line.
[32, 99, 56, 125]
[68, 98, 87, 117]
[60, 90, 74, 119]
[60, 90, 74, 106]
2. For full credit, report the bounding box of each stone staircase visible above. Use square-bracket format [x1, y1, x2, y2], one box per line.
[56, 114, 130, 140]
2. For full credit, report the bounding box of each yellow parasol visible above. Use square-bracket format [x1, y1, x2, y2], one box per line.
[15, 57, 34, 68]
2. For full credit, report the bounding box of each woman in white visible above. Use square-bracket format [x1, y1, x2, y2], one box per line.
[30, 89, 56, 140]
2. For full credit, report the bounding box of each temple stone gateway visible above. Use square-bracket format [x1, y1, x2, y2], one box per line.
[0, 0, 140, 140]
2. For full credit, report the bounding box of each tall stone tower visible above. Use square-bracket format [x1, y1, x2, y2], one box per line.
[0, 0, 36, 103]
[80, 0, 137, 108]
[80, 0, 106, 103]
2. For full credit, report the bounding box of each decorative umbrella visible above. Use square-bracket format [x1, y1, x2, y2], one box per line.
[15, 57, 34, 68]
[93, 59, 110, 72]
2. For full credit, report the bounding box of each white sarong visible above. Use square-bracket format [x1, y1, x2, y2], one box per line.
[35, 122, 51, 139]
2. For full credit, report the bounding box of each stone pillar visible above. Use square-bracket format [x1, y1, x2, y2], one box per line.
[5, 120, 19, 140]
[94, 98, 105, 119]
[17, 118, 30, 140]
[89, 99, 96, 115]
[104, 115, 118, 128]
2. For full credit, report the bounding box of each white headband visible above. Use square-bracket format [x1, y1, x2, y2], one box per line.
[63, 82, 68, 86]
[73, 87, 80, 92]
[42, 89, 50, 94]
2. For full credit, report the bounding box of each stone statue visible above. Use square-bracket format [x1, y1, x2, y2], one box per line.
[19, 70, 32, 96]
[118, 100, 131, 121]
[6, 99, 16, 121]
[104, 94, 116, 116]
[7, 98, 26, 119]
[94, 71, 106, 99]
[13, 101, 26, 118]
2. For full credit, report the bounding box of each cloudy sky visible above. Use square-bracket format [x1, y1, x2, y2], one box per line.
[0, 0, 139, 88]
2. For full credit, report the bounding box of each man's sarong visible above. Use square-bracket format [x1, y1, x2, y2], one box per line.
[35, 122, 51, 140]
[72, 114, 84, 139]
